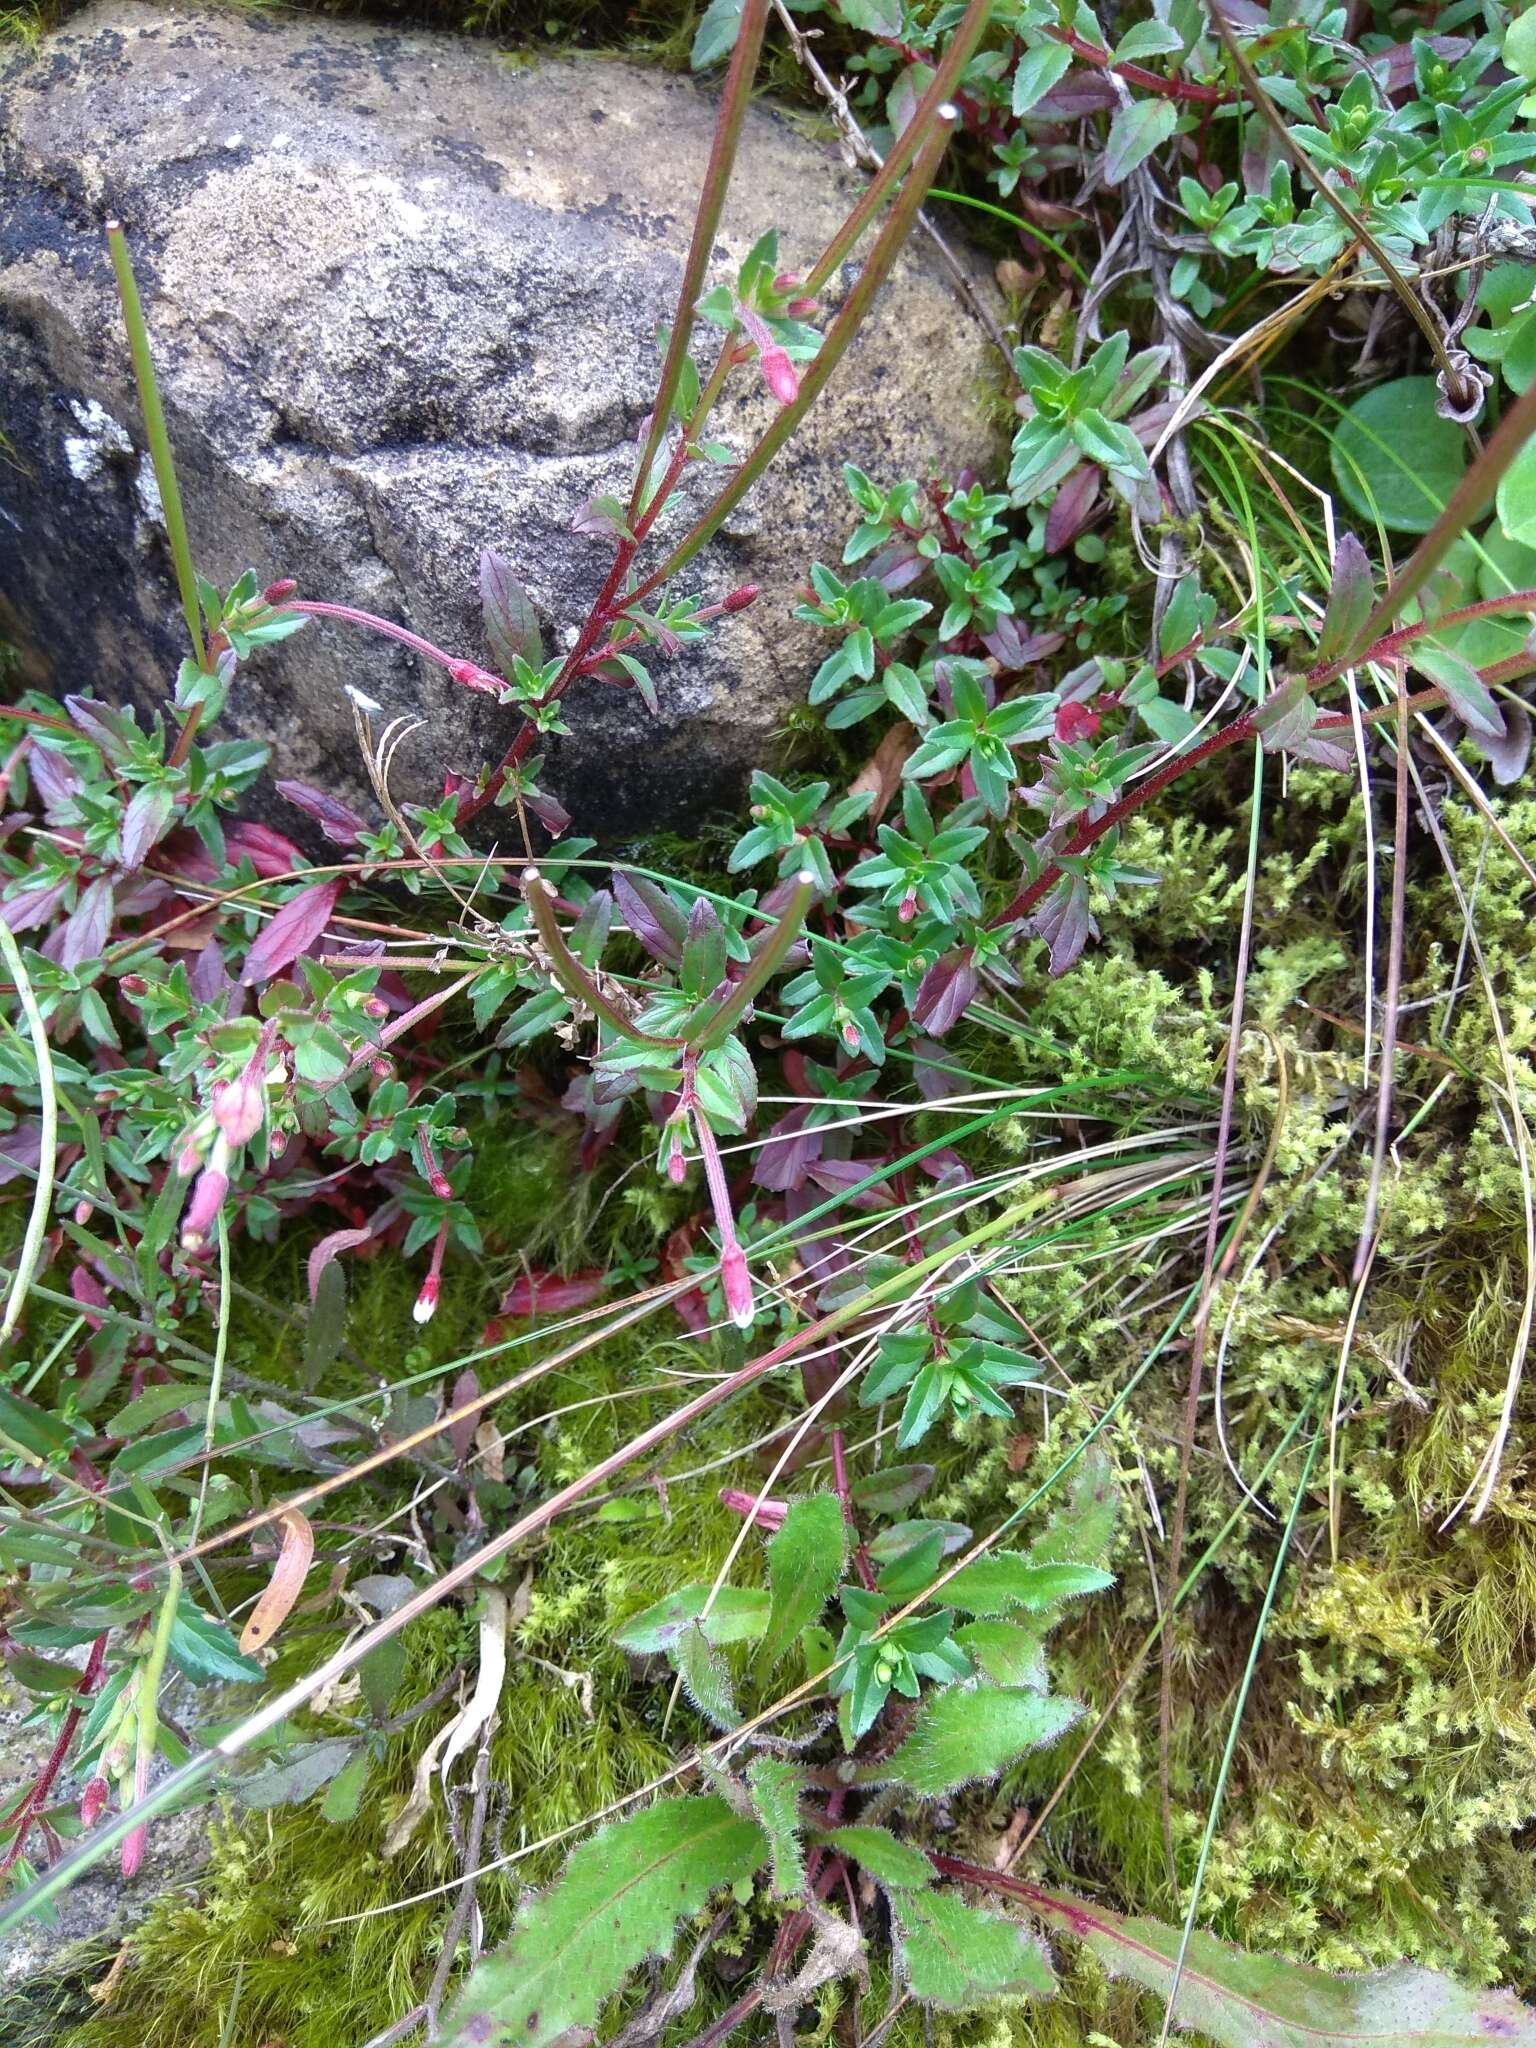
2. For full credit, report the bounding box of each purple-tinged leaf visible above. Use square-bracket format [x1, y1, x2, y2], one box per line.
[276, 780, 367, 848]
[753, 1106, 822, 1193]
[119, 784, 175, 871]
[27, 745, 81, 821]
[1033, 874, 1095, 976]
[0, 1123, 44, 1186]
[241, 878, 343, 986]
[524, 782, 573, 836]
[1473, 698, 1532, 786]
[58, 878, 114, 970]
[914, 949, 978, 1037]
[1316, 534, 1375, 665]
[1411, 642, 1506, 739]
[480, 549, 544, 677]
[1045, 465, 1102, 554]
[613, 870, 685, 966]
[570, 494, 636, 543]
[1252, 674, 1321, 755]
[0, 878, 69, 934]
[64, 695, 139, 760]
[188, 942, 229, 1006]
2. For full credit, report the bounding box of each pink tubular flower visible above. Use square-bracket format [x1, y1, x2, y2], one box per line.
[719, 1487, 788, 1531]
[180, 1162, 229, 1251]
[719, 1242, 755, 1333]
[210, 1074, 264, 1148]
[413, 1273, 440, 1326]
[80, 1775, 109, 1827]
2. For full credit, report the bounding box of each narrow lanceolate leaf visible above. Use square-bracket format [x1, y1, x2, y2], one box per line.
[439, 1795, 767, 2048]
[747, 1756, 805, 1897]
[238, 1508, 314, 1655]
[1315, 533, 1375, 665]
[941, 1554, 1113, 1619]
[671, 1621, 738, 1730]
[880, 1686, 1080, 1795]
[821, 1825, 934, 1893]
[1024, 1885, 1536, 2047]
[757, 1493, 846, 1675]
[241, 878, 343, 986]
[1030, 1448, 1117, 1563]
[480, 548, 543, 675]
[895, 1890, 1054, 2008]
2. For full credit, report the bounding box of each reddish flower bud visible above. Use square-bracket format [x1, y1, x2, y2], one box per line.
[446, 659, 503, 696]
[1054, 699, 1101, 745]
[720, 1243, 755, 1332]
[175, 1136, 203, 1179]
[120, 1823, 146, 1880]
[898, 891, 919, 924]
[363, 995, 389, 1020]
[211, 1073, 265, 1148]
[842, 1021, 860, 1051]
[786, 297, 818, 319]
[370, 1056, 393, 1080]
[262, 579, 298, 605]
[180, 1164, 229, 1250]
[719, 1486, 788, 1532]
[666, 1128, 687, 1185]
[413, 1273, 440, 1325]
[74, 1199, 94, 1227]
[120, 976, 148, 997]
[429, 1170, 453, 1200]
[758, 346, 800, 407]
[80, 1775, 109, 1827]
[724, 584, 761, 614]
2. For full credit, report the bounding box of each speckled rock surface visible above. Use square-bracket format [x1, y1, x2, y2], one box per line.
[0, 2, 1000, 837]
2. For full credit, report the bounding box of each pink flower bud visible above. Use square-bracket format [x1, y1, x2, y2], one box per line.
[180, 1165, 229, 1250]
[364, 995, 389, 1020]
[720, 1243, 755, 1332]
[446, 659, 503, 695]
[413, 1274, 439, 1325]
[370, 1056, 393, 1080]
[758, 346, 799, 407]
[1054, 699, 1100, 745]
[80, 1775, 109, 1827]
[786, 297, 818, 318]
[898, 891, 918, 924]
[211, 1073, 265, 1148]
[74, 1199, 94, 1226]
[270, 1130, 288, 1157]
[724, 584, 761, 613]
[121, 1823, 146, 1880]
[667, 1129, 687, 1185]
[262, 578, 298, 605]
[719, 1486, 788, 1532]
[429, 1170, 453, 1200]
[842, 1021, 860, 1051]
[175, 1137, 203, 1179]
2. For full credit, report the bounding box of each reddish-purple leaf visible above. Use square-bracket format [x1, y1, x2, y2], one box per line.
[1045, 465, 1101, 554]
[226, 820, 306, 877]
[241, 878, 343, 986]
[1316, 533, 1375, 665]
[480, 548, 544, 676]
[58, 878, 114, 970]
[276, 780, 367, 848]
[498, 1269, 609, 1317]
[27, 745, 81, 820]
[448, 1370, 481, 1465]
[0, 878, 69, 934]
[308, 1221, 381, 1302]
[119, 784, 175, 872]
[914, 949, 977, 1036]
[612, 870, 685, 966]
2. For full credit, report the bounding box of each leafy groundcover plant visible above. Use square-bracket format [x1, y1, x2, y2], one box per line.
[2, 0, 1536, 2042]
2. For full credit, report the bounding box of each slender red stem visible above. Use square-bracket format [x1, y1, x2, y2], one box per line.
[0, 1633, 108, 1874]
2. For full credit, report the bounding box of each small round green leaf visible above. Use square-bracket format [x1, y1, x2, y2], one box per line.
[1330, 378, 1468, 535]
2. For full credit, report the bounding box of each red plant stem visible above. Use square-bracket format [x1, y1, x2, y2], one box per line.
[831, 1426, 877, 1590]
[0, 1633, 108, 1874]
[1043, 24, 1230, 104]
[995, 590, 1536, 928]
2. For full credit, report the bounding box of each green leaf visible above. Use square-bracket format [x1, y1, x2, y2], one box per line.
[1331, 379, 1468, 536]
[169, 1603, 266, 1685]
[1104, 99, 1178, 184]
[894, 1889, 1054, 2008]
[691, 0, 743, 67]
[941, 1554, 1113, 1618]
[615, 1584, 769, 1655]
[954, 1621, 1048, 1689]
[1410, 641, 1506, 739]
[671, 1621, 738, 1730]
[1012, 40, 1073, 115]
[757, 1494, 847, 1675]
[1025, 1883, 1536, 2046]
[882, 1686, 1080, 1794]
[234, 1737, 358, 1811]
[321, 1748, 372, 1823]
[822, 1824, 934, 1892]
[1315, 533, 1375, 665]
[1505, 5, 1536, 83]
[1497, 433, 1536, 551]
[1027, 1448, 1119, 1567]
[439, 1795, 768, 2048]
[851, 1464, 935, 1518]
[747, 1756, 806, 1897]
